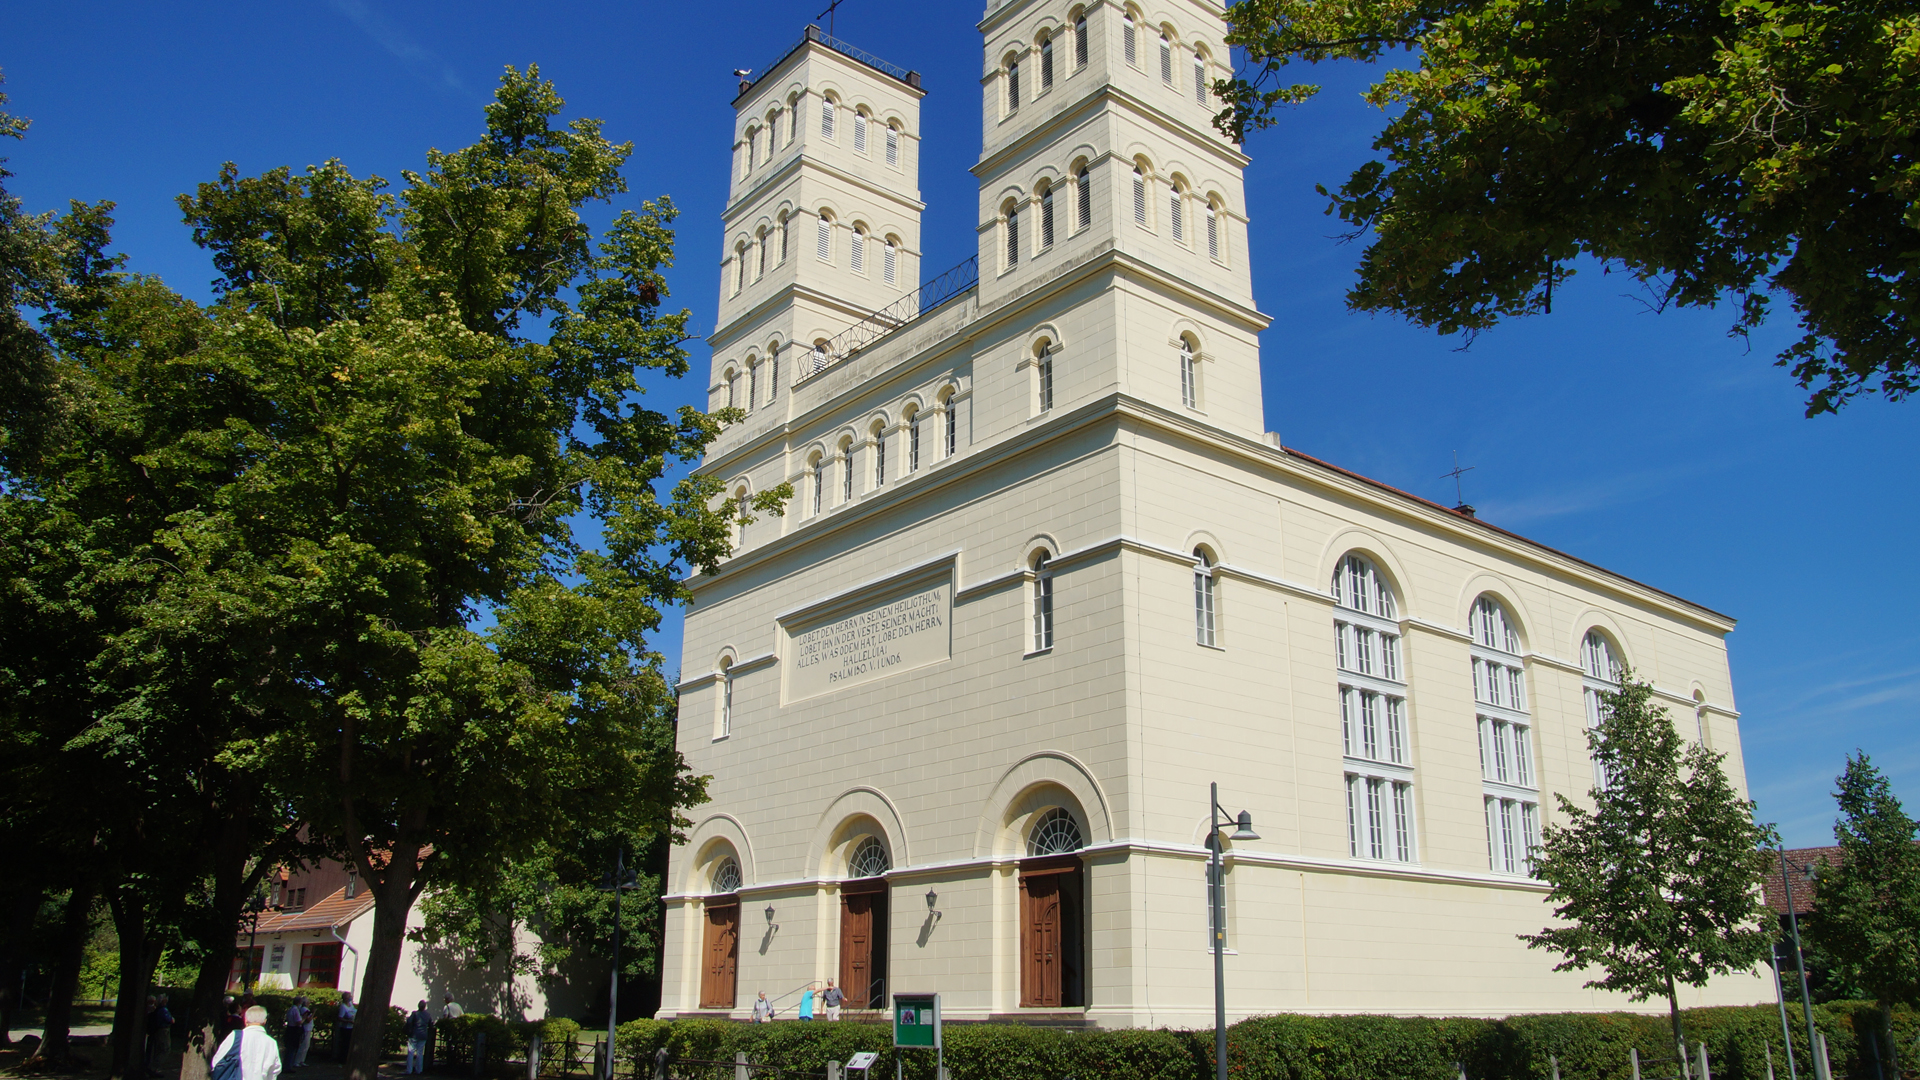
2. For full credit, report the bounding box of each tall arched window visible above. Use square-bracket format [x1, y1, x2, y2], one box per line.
[883, 237, 898, 285]
[767, 343, 780, 400]
[906, 407, 921, 471]
[1032, 552, 1054, 651]
[1179, 339, 1197, 408]
[810, 453, 824, 515]
[790, 96, 802, 143]
[872, 423, 886, 487]
[1005, 203, 1021, 268]
[718, 658, 735, 738]
[1123, 13, 1137, 65]
[733, 243, 747, 295]
[1037, 343, 1055, 412]
[1159, 32, 1174, 83]
[1040, 185, 1055, 249]
[1007, 58, 1021, 111]
[853, 111, 868, 153]
[1169, 184, 1185, 242]
[851, 225, 866, 274]
[944, 397, 958, 456]
[1206, 201, 1220, 260]
[756, 227, 768, 278]
[886, 124, 900, 167]
[745, 360, 757, 411]
[1472, 595, 1537, 875]
[1193, 50, 1210, 102]
[1334, 553, 1414, 863]
[1040, 33, 1055, 89]
[1582, 629, 1623, 787]
[817, 213, 833, 262]
[732, 488, 749, 548]
[1027, 807, 1083, 855]
[821, 96, 836, 138]
[1132, 165, 1147, 226]
[779, 212, 790, 263]
[1075, 13, 1089, 68]
[743, 127, 755, 174]
[848, 836, 890, 878]
[841, 441, 855, 501]
[1193, 548, 1217, 646]
[725, 368, 738, 409]
[1076, 165, 1091, 230]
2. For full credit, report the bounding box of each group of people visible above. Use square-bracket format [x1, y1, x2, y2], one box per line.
[750, 979, 846, 1023]
[207, 990, 458, 1080]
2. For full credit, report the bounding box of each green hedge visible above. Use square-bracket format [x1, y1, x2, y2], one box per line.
[595, 1002, 1913, 1080]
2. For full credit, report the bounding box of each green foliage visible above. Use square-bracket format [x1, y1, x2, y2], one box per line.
[1809, 753, 1920, 1011]
[1524, 671, 1778, 1046]
[1218, 0, 1920, 414]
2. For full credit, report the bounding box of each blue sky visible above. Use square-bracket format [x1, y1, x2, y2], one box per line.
[7, 1, 1914, 847]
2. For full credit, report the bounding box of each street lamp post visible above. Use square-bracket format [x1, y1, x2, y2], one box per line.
[1208, 783, 1260, 1080]
[1778, 848, 1819, 1064]
[599, 849, 640, 1080]
[240, 893, 272, 994]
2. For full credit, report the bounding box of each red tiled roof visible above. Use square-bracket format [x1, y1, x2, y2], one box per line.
[1761, 846, 1842, 916]
[251, 886, 374, 935]
[1280, 447, 1735, 625]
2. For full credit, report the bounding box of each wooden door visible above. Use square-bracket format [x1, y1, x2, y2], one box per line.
[1020, 872, 1063, 1007]
[699, 902, 739, 1009]
[840, 892, 873, 1005]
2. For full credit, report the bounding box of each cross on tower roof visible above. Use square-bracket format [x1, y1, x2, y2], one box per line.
[816, 0, 846, 38]
[1442, 451, 1476, 516]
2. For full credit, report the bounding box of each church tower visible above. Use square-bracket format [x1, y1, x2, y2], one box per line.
[660, 8, 1762, 1028]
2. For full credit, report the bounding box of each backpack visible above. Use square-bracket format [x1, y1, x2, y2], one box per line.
[211, 1036, 243, 1080]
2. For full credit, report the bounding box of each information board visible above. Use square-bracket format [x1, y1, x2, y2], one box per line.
[891, 993, 940, 1049]
[846, 1053, 878, 1071]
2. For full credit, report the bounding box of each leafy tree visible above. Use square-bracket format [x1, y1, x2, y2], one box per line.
[1218, 0, 1920, 414]
[1524, 671, 1778, 1065]
[1809, 753, 1920, 1074]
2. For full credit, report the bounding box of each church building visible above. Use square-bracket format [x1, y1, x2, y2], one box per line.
[659, 0, 1768, 1026]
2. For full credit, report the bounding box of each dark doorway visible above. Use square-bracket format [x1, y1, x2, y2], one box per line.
[839, 878, 889, 1008]
[1018, 856, 1084, 1007]
[699, 901, 739, 1009]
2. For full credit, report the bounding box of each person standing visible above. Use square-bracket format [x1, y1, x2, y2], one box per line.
[211, 1005, 283, 1080]
[750, 992, 771, 1023]
[333, 993, 356, 1063]
[797, 984, 815, 1022]
[821, 980, 843, 1022]
[147, 993, 175, 1077]
[404, 1000, 433, 1074]
[439, 993, 462, 1020]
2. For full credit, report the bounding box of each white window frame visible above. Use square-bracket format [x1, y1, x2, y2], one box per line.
[853, 111, 867, 153]
[872, 427, 886, 487]
[1123, 14, 1137, 66]
[1031, 553, 1055, 653]
[1170, 189, 1184, 242]
[1582, 629, 1622, 788]
[1206, 202, 1220, 261]
[821, 97, 836, 139]
[816, 215, 832, 263]
[1471, 597, 1539, 873]
[1336, 553, 1415, 864]
[1038, 346, 1054, 412]
[1194, 53, 1208, 103]
[851, 226, 866, 274]
[944, 399, 958, 456]
[1193, 549, 1217, 647]
[1040, 188, 1055, 249]
[886, 125, 899, 167]
[883, 238, 897, 285]
[810, 456, 823, 515]
[1076, 167, 1091, 230]
[1132, 167, 1147, 227]
[1179, 339, 1197, 408]
[908, 413, 920, 471]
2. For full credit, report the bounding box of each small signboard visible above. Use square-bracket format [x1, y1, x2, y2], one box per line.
[892, 993, 940, 1049]
[846, 1053, 878, 1072]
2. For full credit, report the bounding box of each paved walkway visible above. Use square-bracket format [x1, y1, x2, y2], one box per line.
[7, 1025, 113, 1040]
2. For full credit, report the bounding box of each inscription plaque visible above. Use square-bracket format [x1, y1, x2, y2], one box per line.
[786, 581, 951, 701]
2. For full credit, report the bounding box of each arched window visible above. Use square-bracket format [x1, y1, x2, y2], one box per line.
[821, 96, 836, 138]
[851, 225, 866, 274]
[1076, 165, 1091, 230]
[872, 423, 887, 487]
[1027, 807, 1083, 855]
[1169, 183, 1185, 242]
[809, 453, 824, 515]
[1582, 629, 1623, 787]
[1159, 32, 1174, 83]
[1193, 548, 1217, 646]
[733, 488, 749, 547]
[1037, 341, 1055, 412]
[1040, 33, 1055, 89]
[906, 407, 921, 471]
[1007, 58, 1021, 111]
[849, 836, 890, 878]
[1005, 202, 1021, 268]
[725, 367, 738, 409]
[883, 237, 898, 285]
[1132, 165, 1148, 227]
[1334, 553, 1414, 864]
[854, 111, 868, 153]
[944, 396, 958, 456]
[1472, 595, 1537, 875]
[1032, 552, 1055, 651]
[1075, 13, 1089, 68]
[1040, 185, 1055, 249]
[711, 855, 741, 894]
[1193, 50, 1209, 103]
[886, 124, 900, 167]
[1206, 200, 1220, 261]
[743, 128, 755, 175]
[718, 658, 735, 738]
[817, 212, 833, 262]
[790, 95, 802, 143]
[1123, 13, 1137, 66]
[779, 212, 791, 263]
[756, 227, 768, 278]
[841, 441, 855, 501]
[733, 243, 747, 295]
[745, 359, 758, 411]
[1179, 338, 1197, 408]
[767, 342, 780, 400]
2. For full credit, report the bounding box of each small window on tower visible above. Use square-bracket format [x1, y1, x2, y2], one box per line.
[1075, 15, 1089, 68]
[821, 97, 836, 139]
[1123, 14, 1137, 66]
[1132, 165, 1147, 227]
[886, 125, 899, 167]
[1160, 33, 1173, 83]
[854, 112, 867, 153]
[1041, 34, 1054, 89]
[1007, 60, 1021, 111]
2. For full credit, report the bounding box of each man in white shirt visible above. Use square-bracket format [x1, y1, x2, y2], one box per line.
[211, 1006, 283, 1080]
[440, 994, 463, 1020]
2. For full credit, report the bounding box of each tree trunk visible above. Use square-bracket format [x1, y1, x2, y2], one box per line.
[181, 807, 260, 1080]
[28, 880, 96, 1064]
[1878, 1001, 1901, 1080]
[1665, 973, 1690, 1080]
[107, 893, 160, 1080]
[345, 860, 420, 1080]
[0, 884, 46, 1047]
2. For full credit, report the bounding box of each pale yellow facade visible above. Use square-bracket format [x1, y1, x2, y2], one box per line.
[661, 0, 1769, 1028]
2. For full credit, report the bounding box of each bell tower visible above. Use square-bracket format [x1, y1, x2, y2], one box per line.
[708, 28, 926, 430]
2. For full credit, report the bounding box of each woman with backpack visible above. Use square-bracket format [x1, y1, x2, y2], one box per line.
[209, 1006, 282, 1080]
